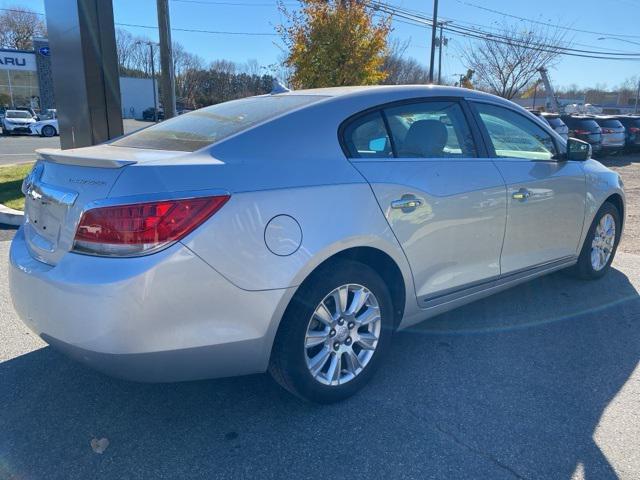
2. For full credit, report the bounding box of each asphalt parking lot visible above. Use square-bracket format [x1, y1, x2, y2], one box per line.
[0, 154, 639, 479]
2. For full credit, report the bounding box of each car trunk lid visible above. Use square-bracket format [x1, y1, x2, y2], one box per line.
[23, 146, 189, 265]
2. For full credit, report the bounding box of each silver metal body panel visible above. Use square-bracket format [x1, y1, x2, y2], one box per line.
[351, 158, 506, 301]
[8, 85, 626, 381]
[492, 159, 586, 273]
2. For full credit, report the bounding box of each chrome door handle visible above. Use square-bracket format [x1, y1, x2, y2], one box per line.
[391, 196, 423, 211]
[512, 188, 531, 201]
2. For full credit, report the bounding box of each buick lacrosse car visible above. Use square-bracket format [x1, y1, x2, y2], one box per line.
[9, 86, 625, 403]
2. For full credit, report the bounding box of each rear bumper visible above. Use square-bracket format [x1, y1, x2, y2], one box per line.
[9, 228, 292, 382]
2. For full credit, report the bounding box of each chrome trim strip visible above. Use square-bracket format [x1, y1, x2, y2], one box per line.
[419, 256, 577, 308]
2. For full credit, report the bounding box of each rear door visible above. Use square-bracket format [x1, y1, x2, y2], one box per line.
[471, 102, 586, 274]
[344, 98, 507, 304]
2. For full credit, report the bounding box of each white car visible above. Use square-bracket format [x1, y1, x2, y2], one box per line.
[1, 110, 36, 135]
[30, 118, 59, 137]
[9, 86, 625, 403]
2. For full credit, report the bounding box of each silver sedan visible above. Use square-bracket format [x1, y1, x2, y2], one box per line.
[9, 86, 625, 403]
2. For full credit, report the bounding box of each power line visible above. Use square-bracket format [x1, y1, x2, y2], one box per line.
[117, 22, 277, 36]
[371, 1, 640, 60]
[453, 0, 640, 40]
[0, 8, 278, 37]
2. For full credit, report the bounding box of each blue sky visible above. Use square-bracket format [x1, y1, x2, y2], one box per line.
[2, 0, 640, 88]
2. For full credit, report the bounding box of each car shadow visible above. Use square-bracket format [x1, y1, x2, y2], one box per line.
[1, 266, 638, 479]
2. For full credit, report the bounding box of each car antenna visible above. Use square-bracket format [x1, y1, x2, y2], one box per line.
[271, 78, 291, 94]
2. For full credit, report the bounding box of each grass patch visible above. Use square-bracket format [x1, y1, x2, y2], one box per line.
[0, 163, 33, 211]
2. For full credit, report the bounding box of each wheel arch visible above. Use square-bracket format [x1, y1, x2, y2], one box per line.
[604, 193, 625, 230]
[317, 246, 407, 329]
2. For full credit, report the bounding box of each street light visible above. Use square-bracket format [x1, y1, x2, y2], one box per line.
[598, 37, 640, 113]
[135, 40, 159, 122]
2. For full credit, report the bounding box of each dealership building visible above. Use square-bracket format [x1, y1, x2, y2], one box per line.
[0, 39, 156, 119]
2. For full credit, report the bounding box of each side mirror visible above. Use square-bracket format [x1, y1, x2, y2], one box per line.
[566, 137, 591, 161]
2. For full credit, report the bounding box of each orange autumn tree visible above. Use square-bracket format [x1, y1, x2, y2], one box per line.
[278, 0, 391, 88]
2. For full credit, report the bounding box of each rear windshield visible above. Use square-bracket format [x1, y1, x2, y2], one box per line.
[573, 119, 600, 131]
[112, 95, 327, 152]
[6, 111, 32, 119]
[545, 117, 565, 128]
[597, 119, 623, 128]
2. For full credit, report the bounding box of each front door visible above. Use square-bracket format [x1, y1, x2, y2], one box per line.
[343, 99, 507, 303]
[471, 102, 586, 274]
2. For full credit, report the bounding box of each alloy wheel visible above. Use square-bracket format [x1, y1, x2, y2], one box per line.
[304, 284, 381, 386]
[590, 213, 616, 271]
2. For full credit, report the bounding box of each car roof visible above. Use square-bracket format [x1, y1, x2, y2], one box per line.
[275, 85, 515, 107]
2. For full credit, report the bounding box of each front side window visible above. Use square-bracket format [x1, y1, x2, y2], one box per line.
[475, 103, 557, 160]
[384, 101, 477, 158]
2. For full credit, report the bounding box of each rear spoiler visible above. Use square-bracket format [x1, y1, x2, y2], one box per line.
[36, 148, 137, 169]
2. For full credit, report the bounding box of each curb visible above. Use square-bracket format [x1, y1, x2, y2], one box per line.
[0, 204, 24, 227]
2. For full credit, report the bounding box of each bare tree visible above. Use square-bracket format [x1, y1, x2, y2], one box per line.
[243, 59, 262, 76]
[0, 6, 47, 50]
[380, 39, 427, 85]
[461, 22, 568, 99]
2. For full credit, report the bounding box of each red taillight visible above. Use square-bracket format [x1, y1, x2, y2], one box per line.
[601, 128, 613, 134]
[572, 129, 592, 135]
[629, 127, 640, 134]
[73, 195, 230, 256]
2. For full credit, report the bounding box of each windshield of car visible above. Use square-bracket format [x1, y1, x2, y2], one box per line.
[6, 111, 32, 119]
[112, 95, 327, 152]
[597, 119, 623, 129]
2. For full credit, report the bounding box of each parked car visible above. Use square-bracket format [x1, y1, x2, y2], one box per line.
[142, 107, 164, 121]
[10, 86, 625, 403]
[30, 118, 59, 137]
[616, 115, 640, 151]
[594, 116, 626, 155]
[541, 113, 569, 141]
[561, 115, 603, 154]
[1, 109, 36, 135]
[529, 111, 569, 141]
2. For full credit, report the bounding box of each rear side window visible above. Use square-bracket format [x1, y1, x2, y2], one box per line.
[112, 95, 327, 152]
[384, 101, 477, 158]
[342, 111, 392, 158]
[475, 103, 556, 160]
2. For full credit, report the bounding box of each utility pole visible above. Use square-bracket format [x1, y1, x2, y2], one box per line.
[157, 0, 177, 119]
[136, 40, 159, 122]
[635, 78, 640, 114]
[149, 43, 158, 122]
[437, 22, 450, 85]
[428, 0, 439, 84]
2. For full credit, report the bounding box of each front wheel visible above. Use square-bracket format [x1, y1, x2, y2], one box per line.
[573, 201, 621, 280]
[269, 260, 394, 403]
[41, 125, 56, 137]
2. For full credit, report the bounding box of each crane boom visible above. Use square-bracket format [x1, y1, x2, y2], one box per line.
[538, 67, 560, 113]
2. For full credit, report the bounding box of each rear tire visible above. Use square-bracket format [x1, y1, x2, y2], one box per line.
[572, 201, 621, 280]
[269, 260, 394, 403]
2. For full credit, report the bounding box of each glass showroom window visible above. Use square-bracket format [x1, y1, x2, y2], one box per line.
[0, 69, 40, 110]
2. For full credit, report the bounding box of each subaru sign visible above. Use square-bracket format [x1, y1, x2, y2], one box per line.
[0, 51, 37, 72]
